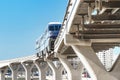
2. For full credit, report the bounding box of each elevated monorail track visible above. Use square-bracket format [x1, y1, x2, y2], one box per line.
[54, 0, 120, 56]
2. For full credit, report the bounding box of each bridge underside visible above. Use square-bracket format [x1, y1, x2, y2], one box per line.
[54, 0, 120, 80]
[68, 0, 120, 52]
[1, 0, 120, 80]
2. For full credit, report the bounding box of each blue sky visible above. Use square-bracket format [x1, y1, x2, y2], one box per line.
[0, 0, 68, 60]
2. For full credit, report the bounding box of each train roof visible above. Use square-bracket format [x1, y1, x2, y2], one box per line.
[48, 22, 61, 25]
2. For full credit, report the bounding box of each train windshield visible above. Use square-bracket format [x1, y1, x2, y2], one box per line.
[48, 24, 61, 31]
[49, 25, 54, 31]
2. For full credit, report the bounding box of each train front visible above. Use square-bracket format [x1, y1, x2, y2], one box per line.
[47, 22, 62, 52]
[36, 22, 62, 58]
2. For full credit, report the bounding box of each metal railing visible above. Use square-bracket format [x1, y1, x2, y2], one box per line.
[54, 0, 81, 50]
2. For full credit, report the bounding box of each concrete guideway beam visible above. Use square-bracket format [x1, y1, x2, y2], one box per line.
[34, 60, 48, 80]
[21, 62, 34, 80]
[57, 54, 83, 80]
[0, 67, 8, 80]
[65, 34, 120, 44]
[45, 59, 63, 80]
[95, 0, 120, 10]
[64, 34, 91, 46]
[9, 63, 20, 80]
[71, 45, 119, 80]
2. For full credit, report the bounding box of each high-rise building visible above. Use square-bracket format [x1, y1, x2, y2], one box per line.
[96, 48, 113, 70]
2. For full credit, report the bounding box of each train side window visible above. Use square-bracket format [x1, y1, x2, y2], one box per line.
[49, 25, 54, 31]
[58, 25, 61, 30]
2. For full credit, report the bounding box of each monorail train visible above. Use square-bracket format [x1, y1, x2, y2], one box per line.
[36, 22, 61, 58]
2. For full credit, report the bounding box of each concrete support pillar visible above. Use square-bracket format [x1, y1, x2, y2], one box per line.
[58, 55, 83, 80]
[0, 67, 7, 80]
[22, 62, 34, 80]
[46, 59, 63, 80]
[109, 55, 120, 79]
[9, 63, 20, 80]
[72, 45, 119, 80]
[34, 60, 48, 80]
